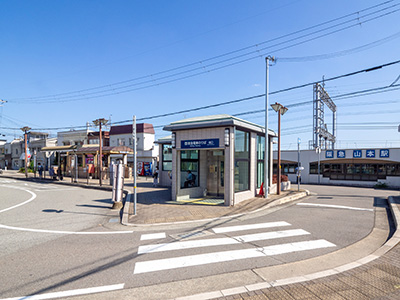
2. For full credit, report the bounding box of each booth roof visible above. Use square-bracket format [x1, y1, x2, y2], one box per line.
[41, 145, 77, 152]
[163, 114, 277, 136]
[75, 145, 133, 154]
[155, 135, 172, 144]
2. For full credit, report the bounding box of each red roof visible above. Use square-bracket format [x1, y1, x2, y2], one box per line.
[109, 123, 154, 135]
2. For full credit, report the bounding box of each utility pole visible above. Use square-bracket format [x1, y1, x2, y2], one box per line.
[264, 56, 274, 197]
[132, 115, 137, 215]
[297, 138, 301, 191]
[20, 126, 31, 178]
[93, 118, 108, 186]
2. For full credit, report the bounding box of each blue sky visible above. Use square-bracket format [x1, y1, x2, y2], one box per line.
[0, 0, 399, 150]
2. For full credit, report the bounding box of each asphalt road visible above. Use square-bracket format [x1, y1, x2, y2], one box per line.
[0, 179, 397, 300]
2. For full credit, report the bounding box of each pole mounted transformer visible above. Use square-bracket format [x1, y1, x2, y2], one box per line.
[312, 82, 336, 150]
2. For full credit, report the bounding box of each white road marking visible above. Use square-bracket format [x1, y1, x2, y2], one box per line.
[0, 223, 133, 235]
[0, 187, 37, 213]
[140, 232, 166, 240]
[0, 185, 132, 235]
[297, 203, 374, 211]
[133, 239, 336, 274]
[138, 229, 310, 254]
[0, 283, 124, 300]
[212, 221, 291, 233]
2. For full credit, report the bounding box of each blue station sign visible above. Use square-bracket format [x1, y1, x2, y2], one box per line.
[181, 138, 220, 149]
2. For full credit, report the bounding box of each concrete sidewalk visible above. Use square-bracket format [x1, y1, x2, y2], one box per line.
[123, 181, 306, 225]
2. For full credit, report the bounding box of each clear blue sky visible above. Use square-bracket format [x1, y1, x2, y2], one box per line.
[1, 0, 399, 149]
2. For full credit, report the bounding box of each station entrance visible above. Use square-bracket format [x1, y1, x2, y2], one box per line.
[206, 150, 224, 198]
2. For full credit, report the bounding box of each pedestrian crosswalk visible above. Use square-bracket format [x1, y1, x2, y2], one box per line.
[134, 221, 336, 275]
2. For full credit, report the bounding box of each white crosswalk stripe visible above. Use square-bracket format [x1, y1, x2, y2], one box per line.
[138, 229, 310, 254]
[133, 221, 336, 275]
[140, 233, 166, 241]
[134, 239, 335, 274]
[212, 221, 291, 233]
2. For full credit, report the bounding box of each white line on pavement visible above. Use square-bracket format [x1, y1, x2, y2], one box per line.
[138, 229, 310, 254]
[0, 187, 37, 213]
[212, 221, 291, 233]
[297, 203, 374, 211]
[141, 232, 166, 241]
[133, 239, 336, 274]
[0, 283, 125, 300]
[0, 223, 133, 235]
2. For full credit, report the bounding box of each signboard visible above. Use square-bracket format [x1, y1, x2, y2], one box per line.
[181, 139, 220, 149]
[325, 150, 333, 158]
[353, 150, 362, 158]
[366, 149, 375, 158]
[380, 149, 389, 158]
[337, 150, 346, 158]
[87, 164, 95, 174]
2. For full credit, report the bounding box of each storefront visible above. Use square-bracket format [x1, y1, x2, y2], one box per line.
[162, 115, 277, 206]
[41, 145, 133, 179]
[278, 148, 400, 188]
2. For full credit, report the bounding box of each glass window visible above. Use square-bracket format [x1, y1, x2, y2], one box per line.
[256, 135, 265, 188]
[235, 130, 249, 159]
[181, 150, 199, 188]
[162, 144, 172, 171]
[257, 161, 264, 188]
[235, 130, 250, 192]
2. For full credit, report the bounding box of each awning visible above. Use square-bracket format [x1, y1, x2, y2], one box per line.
[41, 145, 77, 152]
[76, 146, 133, 155]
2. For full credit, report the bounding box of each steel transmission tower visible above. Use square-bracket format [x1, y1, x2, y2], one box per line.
[312, 83, 336, 150]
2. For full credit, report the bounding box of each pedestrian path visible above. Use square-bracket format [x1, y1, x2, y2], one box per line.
[133, 221, 336, 275]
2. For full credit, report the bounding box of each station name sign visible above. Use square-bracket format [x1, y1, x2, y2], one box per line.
[181, 139, 219, 149]
[325, 149, 390, 159]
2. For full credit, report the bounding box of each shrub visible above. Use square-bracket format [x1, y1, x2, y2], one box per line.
[374, 182, 388, 189]
[272, 174, 289, 184]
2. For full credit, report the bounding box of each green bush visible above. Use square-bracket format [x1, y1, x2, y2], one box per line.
[18, 167, 34, 173]
[374, 182, 388, 189]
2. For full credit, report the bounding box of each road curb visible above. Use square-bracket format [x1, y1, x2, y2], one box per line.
[121, 190, 309, 227]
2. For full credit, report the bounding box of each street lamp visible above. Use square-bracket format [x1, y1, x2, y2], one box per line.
[93, 118, 108, 186]
[270, 102, 288, 195]
[20, 126, 31, 178]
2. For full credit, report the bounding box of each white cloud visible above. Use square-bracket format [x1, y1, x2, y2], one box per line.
[252, 83, 261, 87]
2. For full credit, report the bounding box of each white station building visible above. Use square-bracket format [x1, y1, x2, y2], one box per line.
[159, 115, 278, 206]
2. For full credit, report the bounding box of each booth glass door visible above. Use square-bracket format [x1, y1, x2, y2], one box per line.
[207, 150, 224, 197]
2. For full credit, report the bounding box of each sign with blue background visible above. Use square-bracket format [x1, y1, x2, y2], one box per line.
[181, 139, 220, 149]
[366, 149, 375, 158]
[380, 149, 390, 158]
[353, 150, 362, 158]
[337, 150, 346, 158]
[326, 150, 334, 158]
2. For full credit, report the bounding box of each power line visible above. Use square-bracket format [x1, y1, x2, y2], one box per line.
[6, 1, 400, 103]
[2, 59, 400, 132]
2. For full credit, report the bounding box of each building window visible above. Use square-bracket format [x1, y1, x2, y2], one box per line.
[117, 138, 125, 146]
[162, 144, 172, 171]
[256, 135, 265, 188]
[180, 150, 199, 188]
[89, 139, 99, 144]
[309, 162, 400, 180]
[235, 130, 250, 192]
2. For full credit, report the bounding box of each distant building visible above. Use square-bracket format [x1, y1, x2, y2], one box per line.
[109, 123, 159, 168]
[57, 126, 93, 147]
[0, 132, 57, 170]
[10, 139, 23, 170]
[277, 148, 400, 188]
